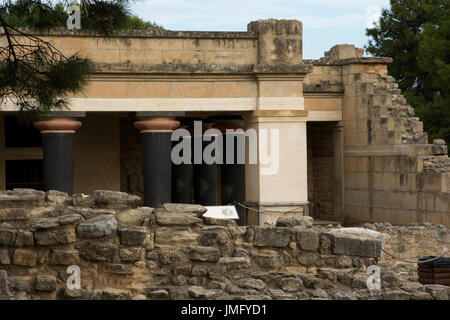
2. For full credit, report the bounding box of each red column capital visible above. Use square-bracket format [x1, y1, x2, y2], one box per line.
[34, 117, 82, 134]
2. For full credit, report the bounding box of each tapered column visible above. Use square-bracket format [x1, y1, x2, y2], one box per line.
[134, 117, 180, 207]
[172, 129, 193, 204]
[193, 123, 218, 206]
[34, 117, 82, 194]
[216, 120, 246, 225]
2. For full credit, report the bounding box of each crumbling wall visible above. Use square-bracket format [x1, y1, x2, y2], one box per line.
[0, 189, 449, 300]
[306, 45, 450, 227]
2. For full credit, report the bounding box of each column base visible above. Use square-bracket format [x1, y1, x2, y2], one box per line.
[245, 201, 309, 226]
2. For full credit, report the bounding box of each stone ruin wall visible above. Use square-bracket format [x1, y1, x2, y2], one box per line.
[0, 188, 449, 300]
[304, 45, 450, 227]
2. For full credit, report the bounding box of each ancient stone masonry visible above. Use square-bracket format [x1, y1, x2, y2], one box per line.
[302, 45, 450, 226]
[0, 188, 449, 300]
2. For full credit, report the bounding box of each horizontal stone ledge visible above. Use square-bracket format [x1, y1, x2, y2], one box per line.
[6, 27, 259, 39]
[93, 63, 312, 75]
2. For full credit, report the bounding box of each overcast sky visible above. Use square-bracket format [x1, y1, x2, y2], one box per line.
[131, 0, 390, 59]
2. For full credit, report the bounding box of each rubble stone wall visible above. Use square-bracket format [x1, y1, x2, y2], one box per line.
[0, 189, 449, 300]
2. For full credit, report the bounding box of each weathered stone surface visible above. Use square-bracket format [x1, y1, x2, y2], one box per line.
[0, 249, 11, 265]
[72, 194, 96, 208]
[279, 278, 304, 292]
[35, 229, 76, 245]
[15, 230, 33, 247]
[0, 208, 28, 221]
[94, 190, 141, 208]
[251, 253, 283, 269]
[155, 227, 197, 244]
[239, 278, 265, 290]
[119, 247, 143, 262]
[33, 217, 60, 230]
[331, 290, 357, 300]
[232, 247, 249, 257]
[0, 270, 9, 297]
[332, 235, 382, 258]
[156, 211, 202, 226]
[0, 227, 17, 246]
[312, 288, 329, 298]
[253, 227, 290, 247]
[13, 249, 37, 267]
[78, 241, 118, 262]
[383, 290, 411, 300]
[203, 217, 237, 227]
[118, 227, 147, 246]
[46, 190, 71, 206]
[77, 216, 117, 239]
[295, 228, 319, 251]
[218, 257, 251, 270]
[100, 288, 132, 300]
[297, 252, 318, 266]
[163, 203, 207, 216]
[335, 255, 353, 268]
[0, 189, 45, 208]
[50, 249, 80, 265]
[36, 275, 57, 291]
[352, 273, 369, 289]
[117, 208, 154, 227]
[148, 289, 169, 299]
[106, 263, 134, 275]
[400, 281, 424, 293]
[187, 286, 217, 299]
[184, 246, 221, 262]
[276, 216, 313, 228]
[424, 285, 449, 300]
[33, 214, 81, 230]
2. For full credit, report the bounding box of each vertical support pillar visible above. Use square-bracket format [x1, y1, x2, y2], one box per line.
[193, 123, 218, 206]
[34, 117, 82, 194]
[134, 117, 180, 208]
[216, 120, 246, 225]
[172, 130, 193, 204]
[244, 110, 309, 226]
[333, 122, 345, 222]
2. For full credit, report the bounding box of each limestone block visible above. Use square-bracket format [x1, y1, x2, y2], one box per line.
[35, 228, 76, 246]
[294, 228, 319, 251]
[36, 275, 57, 291]
[184, 246, 221, 262]
[253, 227, 290, 247]
[118, 227, 147, 246]
[0, 228, 17, 246]
[13, 249, 38, 267]
[50, 249, 80, 265]
[77, 216, 117, 239]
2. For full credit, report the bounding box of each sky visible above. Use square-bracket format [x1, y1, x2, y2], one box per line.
[130, 0, 391, 59]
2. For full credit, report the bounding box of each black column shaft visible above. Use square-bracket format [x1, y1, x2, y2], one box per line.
[193, 136, 217, 206]
[221, 133, 246, 225]
[142, 132, 172, 207]
[42, 133, 74, 194]
[172, 139, 193, 203]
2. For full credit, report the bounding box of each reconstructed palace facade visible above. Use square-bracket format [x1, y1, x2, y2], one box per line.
[1, 19, 449, 226]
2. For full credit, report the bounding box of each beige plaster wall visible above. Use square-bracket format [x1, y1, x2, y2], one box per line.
[73, 113, 121, 194]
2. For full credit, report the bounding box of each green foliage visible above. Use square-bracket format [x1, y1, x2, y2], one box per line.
[366, 0, 450, 148]
[0, 0, 162, 115]
[2, 1, 163, 32]
[2, 0, 68, 29]
[123, 14, 163, 31]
